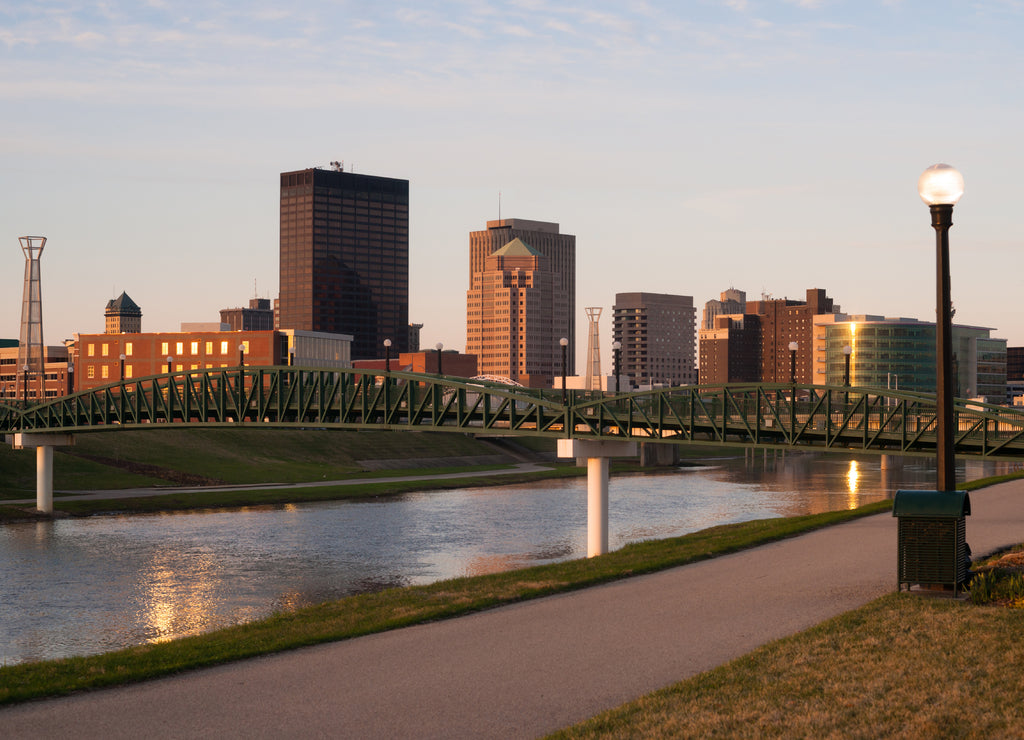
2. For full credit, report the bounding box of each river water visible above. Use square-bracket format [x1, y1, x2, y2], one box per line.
[0, 453, 1016, 666]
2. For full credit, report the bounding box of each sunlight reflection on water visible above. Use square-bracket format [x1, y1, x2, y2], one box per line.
[0, 453, 1016, 665]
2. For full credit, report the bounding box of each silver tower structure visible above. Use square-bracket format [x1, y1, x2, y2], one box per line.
[17, 236, 46, 402]
[584, 306, 602, 390]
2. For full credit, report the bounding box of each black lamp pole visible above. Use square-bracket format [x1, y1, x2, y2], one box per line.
[919, 164, 963, 494]
[843, 345, 852, 387]
[435, 342, 443, 376]
[559, 337, 568, 405]
[384, 339, 392, 373]
[612, 341, 621, 393]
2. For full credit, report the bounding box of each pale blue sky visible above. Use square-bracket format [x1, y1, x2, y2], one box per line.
[3, 1, 1023, 369]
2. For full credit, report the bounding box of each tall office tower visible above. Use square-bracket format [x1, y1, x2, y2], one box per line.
[613, 292, 697, 388]
[17, 236, 46, 401]
[746, 288, 837, 383]
[105, 292, 143, 334]
[469, 218, 575, 374]
[466, 238, 569, 387]
[702, 288, 746, 331]
[698, 314, 761, 384]
[279, 164, 409, 360]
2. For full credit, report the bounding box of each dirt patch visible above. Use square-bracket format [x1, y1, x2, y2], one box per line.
[62, 451, 225, 486]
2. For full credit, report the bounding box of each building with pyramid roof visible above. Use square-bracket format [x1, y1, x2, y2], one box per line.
[105, 292, 142, 334]
[466, 237, 570, 388]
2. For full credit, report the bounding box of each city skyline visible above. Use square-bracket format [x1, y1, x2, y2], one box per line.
[2, 2, 1023, 371]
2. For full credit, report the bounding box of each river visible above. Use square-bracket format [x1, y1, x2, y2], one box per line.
[0, 453, 1015, 666]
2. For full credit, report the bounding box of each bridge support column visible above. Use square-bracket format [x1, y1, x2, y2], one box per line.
[8, 433, 75, 514]
[558, 439, 638, 557]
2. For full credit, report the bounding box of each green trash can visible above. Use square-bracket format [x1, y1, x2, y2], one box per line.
[893, 490, 971, 593]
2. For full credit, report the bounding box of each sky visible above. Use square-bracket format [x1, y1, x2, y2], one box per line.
[2, 1, 1023, 371]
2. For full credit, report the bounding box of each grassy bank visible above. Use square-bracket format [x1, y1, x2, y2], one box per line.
[0, 499, 890, 706]
[549, 592, 1024, 738]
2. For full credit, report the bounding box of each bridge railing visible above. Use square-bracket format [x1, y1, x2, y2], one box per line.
[6, 366, 570, 436]
[5, 374, 1024, 458]
[562, 384, 1024, 457]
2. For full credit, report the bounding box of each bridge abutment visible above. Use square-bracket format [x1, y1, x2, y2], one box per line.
[557, 439, 638, 557]
[7, 433, 75, 514]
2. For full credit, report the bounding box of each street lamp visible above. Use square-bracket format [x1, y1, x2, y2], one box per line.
[919, 163, 964, 493]
[238, 343, 246, 367]
[559, 337, 568, 405]
[612, 340, 622, 393]
[288, 347, 295, 367]
[67, 360, 74, 395]
[119, 353, 126, 381]
[435, 342, 444, 375]
[843, 345, 852, 387]
[167, 355, 173, 374]
[788, 341, 799, 384]
[384, 338, 392, 373]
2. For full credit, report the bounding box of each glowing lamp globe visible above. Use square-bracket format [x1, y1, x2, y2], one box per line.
[918, 164, 964, 206]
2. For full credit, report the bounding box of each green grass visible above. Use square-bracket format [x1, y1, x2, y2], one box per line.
[0, 499, 891, 706]
[548, 594, 1024, 739]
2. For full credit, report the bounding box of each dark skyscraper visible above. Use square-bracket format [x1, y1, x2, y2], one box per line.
[278, 165, 409, 360]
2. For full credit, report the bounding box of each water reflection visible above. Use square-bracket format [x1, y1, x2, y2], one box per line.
[0, 453, 1017, 665]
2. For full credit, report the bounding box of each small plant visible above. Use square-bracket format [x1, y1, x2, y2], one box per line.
[1006, 573, 1024, 602]
[969, 570, 997, 604]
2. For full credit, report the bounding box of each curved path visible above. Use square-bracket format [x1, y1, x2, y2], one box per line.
[3, 481, 1023, 739]
[2, 462, 553, 506]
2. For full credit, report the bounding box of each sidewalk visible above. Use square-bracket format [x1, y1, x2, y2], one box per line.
[2, 461, 553, 505]
[3, 480, 1023, 739]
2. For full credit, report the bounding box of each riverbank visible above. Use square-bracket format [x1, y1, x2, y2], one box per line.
[0, 498, 892, 705]
[4, 475, 1023, 738]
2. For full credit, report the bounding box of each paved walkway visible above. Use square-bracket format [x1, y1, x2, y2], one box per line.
[4, 480, 1023, 739]
[2, 462, 553, 505]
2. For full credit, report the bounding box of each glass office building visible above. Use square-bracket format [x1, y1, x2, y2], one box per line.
[814, 315, 1007, 402]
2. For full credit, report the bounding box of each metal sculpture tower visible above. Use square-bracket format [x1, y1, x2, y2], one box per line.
[17, 236, 46, 402]
[584, 306, 602, 390]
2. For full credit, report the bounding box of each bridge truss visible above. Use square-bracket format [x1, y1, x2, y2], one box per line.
[4, 368, 1024, 459]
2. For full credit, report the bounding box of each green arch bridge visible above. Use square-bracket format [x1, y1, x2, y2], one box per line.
[4, 365, 1024, 458]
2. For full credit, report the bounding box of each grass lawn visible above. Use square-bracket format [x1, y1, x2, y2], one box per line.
[548, 593, 1024, 739]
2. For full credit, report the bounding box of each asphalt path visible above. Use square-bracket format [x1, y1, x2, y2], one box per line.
[2, 461, 553, 505]
[3, 480, 1023, 739]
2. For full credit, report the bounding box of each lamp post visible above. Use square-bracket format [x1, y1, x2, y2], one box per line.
[119, 353, 126, 381]
[843, 345, 852, 387]
[288, 347, 295, 367]
[167, 356, 173, 374]
[384, 338, 392, 373]
[788, 341, 799, 384]
[612, 340, 622, 393]
[919, 163, 964, 493]
[435, 342, 443, 376]
[238, 343, 246, 367]
[67, 361, 74, 395]
[559, 337, 568, 405]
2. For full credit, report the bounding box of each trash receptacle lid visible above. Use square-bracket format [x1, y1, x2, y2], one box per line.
[892, 489, 970, 518]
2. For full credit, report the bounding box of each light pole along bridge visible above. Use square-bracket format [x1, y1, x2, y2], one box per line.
[5, 366, 1024, 554]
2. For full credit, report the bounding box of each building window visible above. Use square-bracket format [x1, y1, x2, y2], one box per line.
[175, 364, 183, 372]
[125, 342, 133, 357]
[176, 342, 184, 355]
[221, 341, 229, 354]
[101, 366, 109, 379]
[206, 341, 213, 354]
[161, 342, 169, 355]
[102, 344, 109, 357]
[191, 341, 199, 355]
[125, 365, 133, 379]
[87, 344, 95, 357]
[87, 366, 95, 379]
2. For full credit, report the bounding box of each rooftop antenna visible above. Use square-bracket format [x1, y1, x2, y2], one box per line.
[330, 160, 343, 172]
